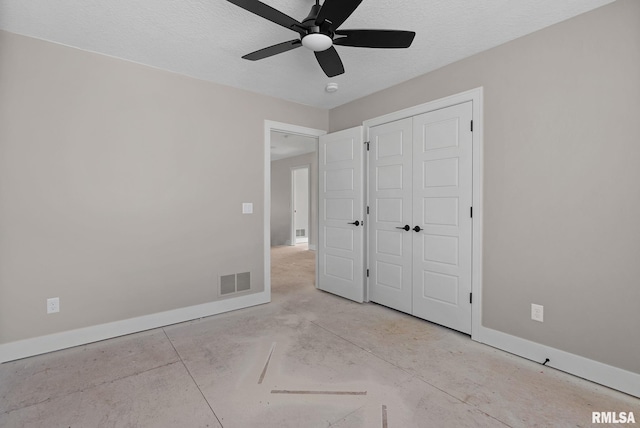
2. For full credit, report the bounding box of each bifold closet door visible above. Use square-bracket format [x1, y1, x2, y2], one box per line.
[412, 102, 473, 334]
[368, 118, 413, 313]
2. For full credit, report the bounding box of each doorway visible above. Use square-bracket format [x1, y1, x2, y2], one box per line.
[291, 166, 310, 246]
[264, 121, 325, 300]
[269, 130, 317, 247]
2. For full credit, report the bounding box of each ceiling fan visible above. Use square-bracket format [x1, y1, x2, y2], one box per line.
[226, 0, 416, 77]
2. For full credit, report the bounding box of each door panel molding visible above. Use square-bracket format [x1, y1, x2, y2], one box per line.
[363, 87, 484, 339]
[368, 117, 413, 313]
[318, 126, 365, 302]
[412, 102, 473, 334]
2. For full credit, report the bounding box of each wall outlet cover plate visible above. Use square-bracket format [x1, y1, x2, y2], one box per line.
[47, 297, 60, 314]
[531, 303, 544, 322]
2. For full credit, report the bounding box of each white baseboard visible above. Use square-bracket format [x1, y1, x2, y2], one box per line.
[308, 244, 316, 251]
[3, 294, 636, 399]
[0, 291, 270, 364]
[475, 326, 640, 398]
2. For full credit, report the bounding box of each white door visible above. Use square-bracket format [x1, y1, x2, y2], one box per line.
[366, 102, 473, 334]
[318, 126, 365, 302]
[412, 102, 473, 334]
[368, 118, 413, 313]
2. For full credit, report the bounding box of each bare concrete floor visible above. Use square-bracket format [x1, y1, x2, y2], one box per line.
[1, 244, 638, 427]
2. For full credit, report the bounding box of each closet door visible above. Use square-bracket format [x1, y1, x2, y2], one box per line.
[412, 102, 473, 334]
[368, 118, 413, 313]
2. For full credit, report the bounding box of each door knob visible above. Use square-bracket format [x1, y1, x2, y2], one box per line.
[396, 225, 410, 231]
[348, 220, 360, 226]
[413, 225, 422, 232]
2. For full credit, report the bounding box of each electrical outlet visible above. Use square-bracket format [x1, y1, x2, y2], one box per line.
[47, 297, 60, 314]
[531, 303, 543, 322]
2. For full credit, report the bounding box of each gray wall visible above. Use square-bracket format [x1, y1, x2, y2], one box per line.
[0, 30, 327, 344]
[270, 152, 318, 247]
[330, 0, 640, 374]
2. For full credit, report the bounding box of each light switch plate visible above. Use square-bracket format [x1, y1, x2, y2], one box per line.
[242, 203, 253, 214]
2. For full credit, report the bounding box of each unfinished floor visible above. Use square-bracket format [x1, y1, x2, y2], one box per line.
[1, 244, 638, 427]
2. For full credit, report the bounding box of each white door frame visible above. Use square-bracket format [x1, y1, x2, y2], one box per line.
[264, 121, 326, 300]
[363, 87, 484, 340]
[290, 165, 311, 245]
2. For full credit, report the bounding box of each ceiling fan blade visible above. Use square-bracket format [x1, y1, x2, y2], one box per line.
[242, 39, 302, 61]
[315, 0, 363, 29]
[226, 0, 305, 35]
[314, 46, 345, 77]
[334, 29, 416, 48]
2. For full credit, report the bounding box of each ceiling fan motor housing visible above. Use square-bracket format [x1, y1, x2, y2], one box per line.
[302, 3, 323, 24]
[301, 4, 334, 52]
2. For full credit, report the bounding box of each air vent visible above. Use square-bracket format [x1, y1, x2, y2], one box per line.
[220, 272, 251, 295]
[220, 274, 236, 295]
[237, 272, 251, 292]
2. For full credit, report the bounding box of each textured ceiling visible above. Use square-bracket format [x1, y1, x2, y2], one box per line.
[270, 131, 317, 161]
[0, 0, 614, 109]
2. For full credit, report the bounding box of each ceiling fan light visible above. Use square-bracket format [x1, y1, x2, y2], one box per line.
[302, 33, 333, 52]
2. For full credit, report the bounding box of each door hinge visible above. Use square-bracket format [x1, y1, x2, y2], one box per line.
[470, 293, 473, 304]
[470, 120, 473, 132]
[470, 207, 473, 218]
[365, 141, 370, 151]
[366, 269, 370, 277]
[367, 206, 370, 215]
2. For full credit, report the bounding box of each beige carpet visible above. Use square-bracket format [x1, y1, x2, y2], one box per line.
[271, 244, 316, 296]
